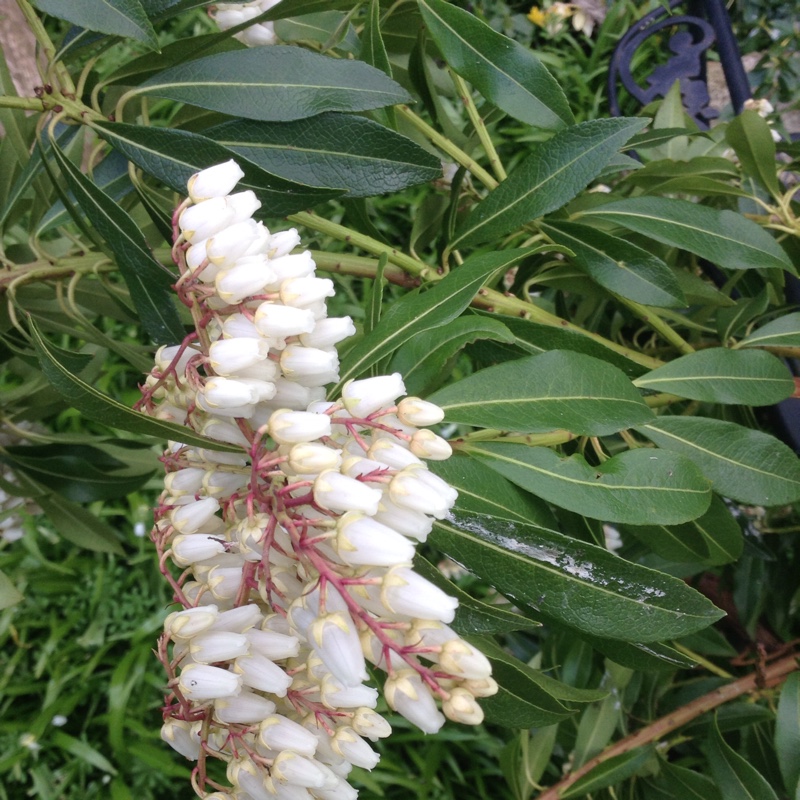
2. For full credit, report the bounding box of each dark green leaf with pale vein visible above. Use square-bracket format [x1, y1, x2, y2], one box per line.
[469, 442, 711, 524]
[417, 0, 572, 130]
[206, 114, 440, 197]
[775, 673, 800, 798]
[429, 350, 653, 435]
[637, 417, 800, 506]
[726, 110, 781, 198]
[634, 348, 794, 405]
[139, 47, 409, 121]
[740, 312, 800, 348]
[708, 719, 780, 800]
[562, 749, 655, 799]
[431, 509, 722, 641]
[452, 118, 647, 249]
[37, 494, 124, 555]
[583, 197, 793, 272]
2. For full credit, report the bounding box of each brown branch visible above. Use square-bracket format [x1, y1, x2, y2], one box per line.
[536, 652, 800, 800]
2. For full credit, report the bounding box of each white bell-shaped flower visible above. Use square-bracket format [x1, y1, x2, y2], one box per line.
[313, 471, 382, 516]
[259, 715, 319, 757]
[187, 160, 245, 203]
[269, 409, 332, 444]
[178, 663, 242, 702]
[384, 670, 445, 734]
[341, 373, 406, 419]
[397, 397, 445, 427]
[381, 566, 458, 623]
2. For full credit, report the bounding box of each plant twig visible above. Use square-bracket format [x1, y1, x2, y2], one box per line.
[535, 652, 799, 800]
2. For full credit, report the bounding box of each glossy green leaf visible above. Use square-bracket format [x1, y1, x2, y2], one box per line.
[37, 494, 124, 555]
[542, 221, 686, 308]
[32, 0, 158, 49]
[95, 122, 341, 214]
[274, 12, 359, 53]
[430, 350, 653, 435]
[29, 323, 239, 453]
[776, 673, 800, 798]
[648, 762, 723, 800]
[431, 509, 722, 641]
[452, 118, 647, 249]
[417, 0, 572, 130]
[623, 494, 742, 566]
[390, 316, 514, 395]
[578, 632, 697, 671]
[205, 113, 440, 197]
[564, 747, 654, 798]
[49, 136, 185, 345]
[726, 109, 781, 198]
[583, 197, 793, 273]
[139, 47, 409, 121]
[740, 312, 800, 349]
[362, 0, 392, 76]
[717, 289, 770, 343]
[0, 570, 24, 610]
[634, 348, 794, 405]
[708, 718, 780, 800]
[335, 249, 535, 390]
[254, 0, 358, 21]
[469, 442, 711, 525]
[638, 417, 800, 506]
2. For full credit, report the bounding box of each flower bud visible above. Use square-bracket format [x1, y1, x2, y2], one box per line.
[268, 228, 301, 258]
[286, 442, 342, 474]
[178, 663, 242, 701]
[179, 198, 235, 242]
[227, 190, 261, 222]
[330, 727, 380, 770]
[215, 257, 278, 305]
[384, 670, 445, 734]
[280, 345, 339, 383]
[165, 605, 219, 639]
[409, 429, 452, 460]
[280, 276, 334, 308]
[170, 497, 220, 534]
[308, 611, 368, 687]
[171, 534, 227, 566]
[382, 566, 458, 623]
[442, 687, 484, 725]
[189, 631, 250, 663]
[397, 397, 445, 427]
[335, 512, 415, 567]
[313, 471, 382, 516]
[255, 303, 316, 338]
[299, 317, 356, 349]
[351, 708, 392, 741]
[161, 718, 202, 760]
[233, 654, 293, 695]
[208, 338, 271, 376]
[269, 409, 332, 444]
[259, 715, 319, 757]
[272, 750, 328, 789]
[269, 250, 316, 282]
[187, 160, 245, 202]
[342, 373, 405, 418]
[214, 690, 276, 724]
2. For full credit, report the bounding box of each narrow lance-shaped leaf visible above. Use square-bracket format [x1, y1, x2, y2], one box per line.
[37, 493, 125, 555]
[334, 248, 536, 390]
[562, 748, 655, 799]
[49, 136, 185, 345]
[637, 416, 800, 506]
[138, 47, 410, 122]
[468, 442, 712, 525]
[541, 220, 686, 308]
[726, 109, 782, 198]
[775, 673, 800, 798]
[418, 0, 572, 130]
[0, 570, 24, 610]
[429, 350, 654, 436]
[430, 509, 722, 641]
[582, 197, 794, 273]
[634, 348, 794, 405]
[452, 117, 648, 249]
[205, 114, 441, 197]
[739, 312, 800, 349]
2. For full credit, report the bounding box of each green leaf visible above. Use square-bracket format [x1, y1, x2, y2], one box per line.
[468, 442, 712, 525]
[95, 122, 341, 215]
[274, 11, 359, 53]
[633, 348, 794, 405]
[648, 762, 723, 800]
[49, 135, 185, 345]
[562, 748, 654, 799]
[452, 117, 647, 249]
[29, 322, 239, 452]
[623, 494, 743, 566]
[32, 0, 158, 49]
[578, 632, 697, 671]
[740, 312, 800, 349]
[726, 110, 781, 198]
[431, 509, 722, 641]
[417, 0, 572, 131]
[334, 249, 535, 390]
[139, 47, 409, 121]
[717, 289, 770, 343]
[51, 731, 117, 775]
[363, 0, 392, 77]
[775, 673, 800, 798]
[583, 197, 793, 273]
[430, 350, 653, 435]
[205, 113, 440, 197]
[37, 494, 124, 555]
[541, 221, 686, 308]
[708, 717, 780, 800]
[637, 417, 800, 506]
[390, 316, 515, 395]
[253, 0, 359, 21]
[0, 569, 24, 610]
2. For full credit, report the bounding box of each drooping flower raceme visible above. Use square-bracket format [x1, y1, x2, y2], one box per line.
[210, 0, 283, 47]
[140, 160, 495, 799]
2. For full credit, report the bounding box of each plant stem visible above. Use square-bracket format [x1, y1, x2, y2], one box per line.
[309, 250, 417, 287]
[535, 652, 799, 800]
[0, 95, 47, 112]
[620, 297, 695, 355]
[449, 70, 507, 182]
[16, 0, 76, 97]
[395, 105, 499, 190]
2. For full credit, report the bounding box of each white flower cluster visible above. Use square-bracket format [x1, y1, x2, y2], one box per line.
[141, 160, 496, 799]
[210, 0, 282, 47]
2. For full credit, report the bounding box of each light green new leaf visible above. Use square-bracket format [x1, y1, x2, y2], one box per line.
[30, 323, 240, 453]
[638, 417, 800, 506]
[206, 113, 440, 197]
[708, 718, 780, 800]
[37, 494, 124, 555]
[429, 350, 653, 435]
[542, 221, 686, 308]
[634, 348, 794, 405]
[417, 0, 572, 130]
[0, 569, 23, 610]
[139, 47, 409, 121]
[740, 312, 800, 349]
[776, 673, 800, 798]
[334, 248, 535, 390]
[452, 118, 648, 249]
[49, 136, 184, 345]
[390, 316, 515, 395]
[726, 109, 781, 198]
[469, 442, 711, 525]
[431, 509, 722, 642]
[32, 0, 158, 49]
[583, 197, 793, 272]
